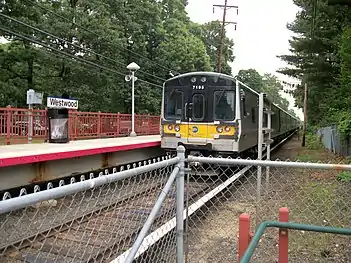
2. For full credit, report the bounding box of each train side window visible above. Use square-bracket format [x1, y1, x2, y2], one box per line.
[214, 90, 235, 120]
[240, 89, 247, 117]
[263, 113, 268, 128]
[251, 108, 256, 123]
[192, 94, 205, 121]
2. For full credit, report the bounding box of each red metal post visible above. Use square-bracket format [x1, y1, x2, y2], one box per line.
[116, 112, 120, 136]
[279, 207, 289, 263]
[97, 111, 102, 138]
[238, 213, 251, 262]
[6, 107, 11, 145]
[148, 113, 151, 134]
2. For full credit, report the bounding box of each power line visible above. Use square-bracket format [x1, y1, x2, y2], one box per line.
[25, 0, 179, 75]
[0, 13, 166, 83]
[213, 1, 238, 73]
[0, 25, 163, 89]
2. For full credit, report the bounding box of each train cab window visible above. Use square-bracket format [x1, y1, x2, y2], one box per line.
[214, 90, 235, 120]
[192, 94, 205, 121]
[165, 90, 183, 120]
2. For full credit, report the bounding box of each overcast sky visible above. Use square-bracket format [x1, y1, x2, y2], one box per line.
[186, 0, 303, 119]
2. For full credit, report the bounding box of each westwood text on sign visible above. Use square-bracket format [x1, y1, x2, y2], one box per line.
[47, 97, 79, 109]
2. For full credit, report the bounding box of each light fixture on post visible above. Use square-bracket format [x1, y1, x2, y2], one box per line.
[125, 62, 140, 137]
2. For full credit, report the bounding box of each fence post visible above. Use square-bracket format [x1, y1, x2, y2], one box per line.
[279, 207, 289, 263]
[147, 113, 151, 134]
[116, 112, 120, 136]
[6, 107, 11, 145]
[123, 156, 182, 263]
[44, 107, 48, 142]
[256, 92, 264, 228]
[176, 145, 186, 263]
[97, 111, 101, 138]
[238, 213, 251, 262]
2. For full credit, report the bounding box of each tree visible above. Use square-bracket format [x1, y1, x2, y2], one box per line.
[236, 69, 264, 92]
[190, 21, 234, 75]
[0, 0, 235, 114]
[235, 69, 291, 111]
[277, 0, 351, 126]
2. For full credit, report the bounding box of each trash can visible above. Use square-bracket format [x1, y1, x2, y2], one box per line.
[47, 108, 69, 143]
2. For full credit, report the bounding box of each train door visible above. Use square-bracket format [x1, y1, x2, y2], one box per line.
[186, 86, 209, 145]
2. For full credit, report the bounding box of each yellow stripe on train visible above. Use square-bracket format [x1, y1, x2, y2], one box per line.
[163, 123, 235, 139]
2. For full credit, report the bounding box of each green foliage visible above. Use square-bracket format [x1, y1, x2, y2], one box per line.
[277, 0, 351, 128]
[305, 132, 324, 151]
[190, 21, 234, 75]
[0, 0, 234, 114]
[235, 68, 294, 114]
[236, 69, 264, 92]
[336, 171, 351, 182]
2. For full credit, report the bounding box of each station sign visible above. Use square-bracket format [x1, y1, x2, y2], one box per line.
[47, 96, 79, 109]
[26, 89, 43, 105]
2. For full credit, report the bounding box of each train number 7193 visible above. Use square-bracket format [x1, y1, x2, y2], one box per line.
[192, 85, 205, 90]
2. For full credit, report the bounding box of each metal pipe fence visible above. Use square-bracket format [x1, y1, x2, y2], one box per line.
[184, 154, 351, 263]
[239, 209, 351, 263]
[0, 107, 160, 144]
[0, 145, 350, 262]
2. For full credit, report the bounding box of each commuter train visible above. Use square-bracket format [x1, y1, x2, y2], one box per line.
[160, 71, 300, 157]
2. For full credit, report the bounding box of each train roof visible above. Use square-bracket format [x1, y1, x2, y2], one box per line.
[164, 71, 300, 122]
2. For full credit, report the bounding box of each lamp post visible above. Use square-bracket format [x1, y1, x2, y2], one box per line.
[125, 62, 140, 137]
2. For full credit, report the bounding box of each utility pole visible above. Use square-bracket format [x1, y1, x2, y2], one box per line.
[213, 1, 238, 73]
[302, 82, 308, 147]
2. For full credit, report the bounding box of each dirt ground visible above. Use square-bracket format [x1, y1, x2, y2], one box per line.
[183, 134, 351, 263]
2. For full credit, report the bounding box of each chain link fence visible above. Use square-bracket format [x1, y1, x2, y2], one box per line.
[0, 155, 181, 263]
[0, 147, 350, 263]
[185, 155, 351, 263]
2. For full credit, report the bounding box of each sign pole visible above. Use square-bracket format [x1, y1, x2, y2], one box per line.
[28, 104, 33, 144]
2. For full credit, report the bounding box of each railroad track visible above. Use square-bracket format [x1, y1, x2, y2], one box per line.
[0, 132, 297, 263]
[116, 132, 297, 262]
[0, 173, 212, 263]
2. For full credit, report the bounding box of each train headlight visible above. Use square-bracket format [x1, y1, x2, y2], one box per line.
[174, 125, 180, 132]
[168, 124, 173, 130]
[200, 77, 207, 83]
[225, 126, 231, 132]
[216, 126, 223, 133]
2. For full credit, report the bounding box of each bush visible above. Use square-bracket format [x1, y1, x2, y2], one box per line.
[305, 132, 324, 150]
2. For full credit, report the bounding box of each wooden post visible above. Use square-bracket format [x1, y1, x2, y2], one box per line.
[301, 82, 308, 147]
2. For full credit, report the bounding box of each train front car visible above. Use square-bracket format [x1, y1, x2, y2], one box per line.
[160, 72, 240, 157]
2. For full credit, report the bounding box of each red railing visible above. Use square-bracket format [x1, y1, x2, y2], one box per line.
[0, 107, 160, 145]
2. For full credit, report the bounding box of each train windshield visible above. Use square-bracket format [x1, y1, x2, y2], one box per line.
[214, 90, 235, 120]
[192, 94, 205, 121]
[164, 89, 183, 120]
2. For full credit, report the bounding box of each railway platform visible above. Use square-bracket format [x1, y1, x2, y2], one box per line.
[0, 135, 162, 192]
